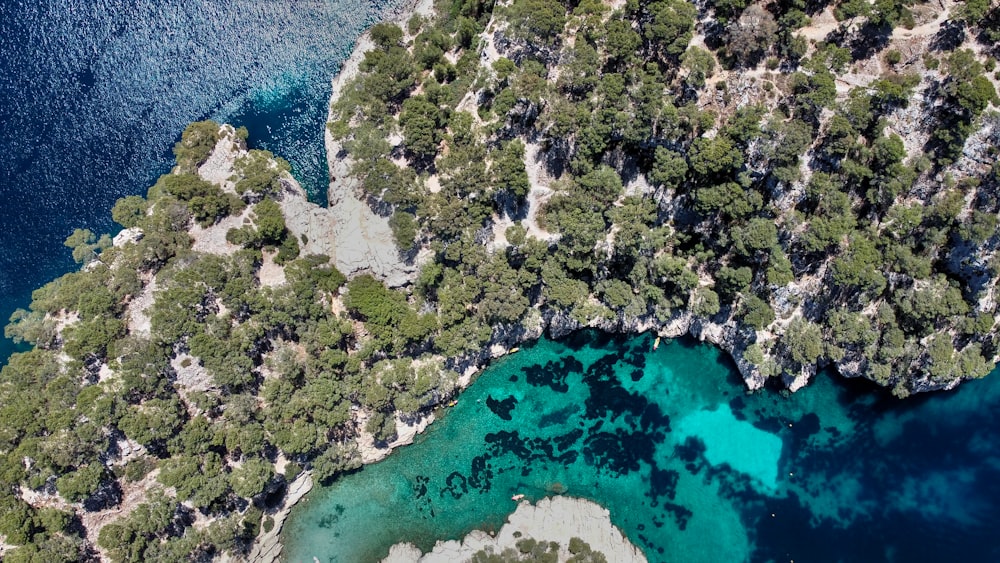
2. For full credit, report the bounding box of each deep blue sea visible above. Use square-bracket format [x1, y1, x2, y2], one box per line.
[0, 0, 406, 364]
[285, 332, 1000, 562]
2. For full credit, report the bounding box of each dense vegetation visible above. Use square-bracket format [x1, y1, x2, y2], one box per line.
[327, 0, 1000, 399]
[0, 123, 459, 561]
[2, 0, 1000, 559]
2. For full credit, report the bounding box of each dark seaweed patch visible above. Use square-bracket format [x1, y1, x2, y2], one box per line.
[485, 431, 532, 460]
[791, 413, 821, 440]
[584, 353, 618, 383]
[442, 472, 469, 499]
[675, 436, 707, 473]
[552, 428, 583, 451]
[648, 468, 680, 501]
[468, 455, 494, 492]
[753, 416, 785, 434]
[317, 504, 346, 529]
[624, 345, 647, 369]
[663, 502, 693, 530]
[583, 428, 657, 475]
[521, 357, 582, 392]
[538, 403, 580, 428]
[413, 475, 429, 498]
[729, 396, 746, 420]
[486, 394, 518, 420]
[640, 403, 670, 432]
[583, 365, 671, 432]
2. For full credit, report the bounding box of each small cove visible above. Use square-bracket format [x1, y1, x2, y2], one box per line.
[284, 330, 1000, 562]
[0, 0, 408, 365]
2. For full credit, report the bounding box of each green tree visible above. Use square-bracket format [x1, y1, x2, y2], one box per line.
[370, 22, 404, 49]
[688, 135, 743, 178]
[716, 265, 752, 298]
[253, 198, 288, 246]
[312, 444, 363, 485]
[559, 41, 601, 97]
[55, 463, 106, 503]
[229, 458, 274, 499]
[641, 0, 697, 59]
[738, 293, 775, 329]
[733, 218, 778, 257]
[112, 195, 149, 228]
[233, 150, 290, 199]
[493, 140, 531, 200]
[692, 287, 721, 316]
[507, 0, 567, 46]
[830, 234, 886, 295]
[575, 166, 623, 206]
[173, 120, 221, 172]
[63, 228, 111, 264]
[681, 46, 715, 88]
[156, 173, 237, 227]
[400, 96, 443, 161]
[784, 317, 823, 366]
[649, 147, 688, 189]
[390, 211, 419, 249]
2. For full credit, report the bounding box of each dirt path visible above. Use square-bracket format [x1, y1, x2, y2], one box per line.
[523, 143, 560, 243]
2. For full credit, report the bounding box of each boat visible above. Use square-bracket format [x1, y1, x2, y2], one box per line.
[509, 347, 520, 354]
[447, 400, 458, 407]
[511, 494, 525, 501]
[653, 336, 661, 350]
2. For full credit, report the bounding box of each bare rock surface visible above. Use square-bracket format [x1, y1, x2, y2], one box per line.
[356, 409, 436, 464]
[245, 472, 314, 563]
[326, 183, 415, 287]
[383, 496, 646, 563]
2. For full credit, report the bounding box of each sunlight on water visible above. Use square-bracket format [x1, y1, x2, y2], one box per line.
[674, 404, 783, 493]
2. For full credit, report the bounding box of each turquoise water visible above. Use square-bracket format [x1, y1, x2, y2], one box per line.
[284, 331, 1000, 562]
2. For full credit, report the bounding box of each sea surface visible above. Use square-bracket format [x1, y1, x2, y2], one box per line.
[284, 331, 1000, 562]
[0, 0, 406, 364]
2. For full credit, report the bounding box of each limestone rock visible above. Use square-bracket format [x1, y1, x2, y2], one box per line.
[112, 227, 143, 247]
[384, 496, 646, 563]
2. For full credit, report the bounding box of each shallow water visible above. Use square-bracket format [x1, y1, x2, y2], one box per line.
[0, 0, 406, 363]
[284, 331, 1000, 562]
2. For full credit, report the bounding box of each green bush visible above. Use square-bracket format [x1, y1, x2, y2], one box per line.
[173, 120, 221, 172]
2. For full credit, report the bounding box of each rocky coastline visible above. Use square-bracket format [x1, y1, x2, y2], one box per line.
[315, 0, 997, 399]
[243, 472, 313, 563]
[382, 496, 647, 563]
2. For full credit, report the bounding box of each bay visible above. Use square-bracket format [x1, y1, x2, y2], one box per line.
[284, 331, 1000, 562]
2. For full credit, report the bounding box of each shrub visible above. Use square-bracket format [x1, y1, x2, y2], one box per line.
[173, 121, 221, 172]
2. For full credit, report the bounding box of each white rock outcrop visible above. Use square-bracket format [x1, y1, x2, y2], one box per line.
[384, 496, 646, 563]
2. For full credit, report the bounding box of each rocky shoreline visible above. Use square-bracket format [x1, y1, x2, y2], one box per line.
[244, 472, 313, 563]
[313, 0, 967, 399]
[382, 496, 647, 563]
